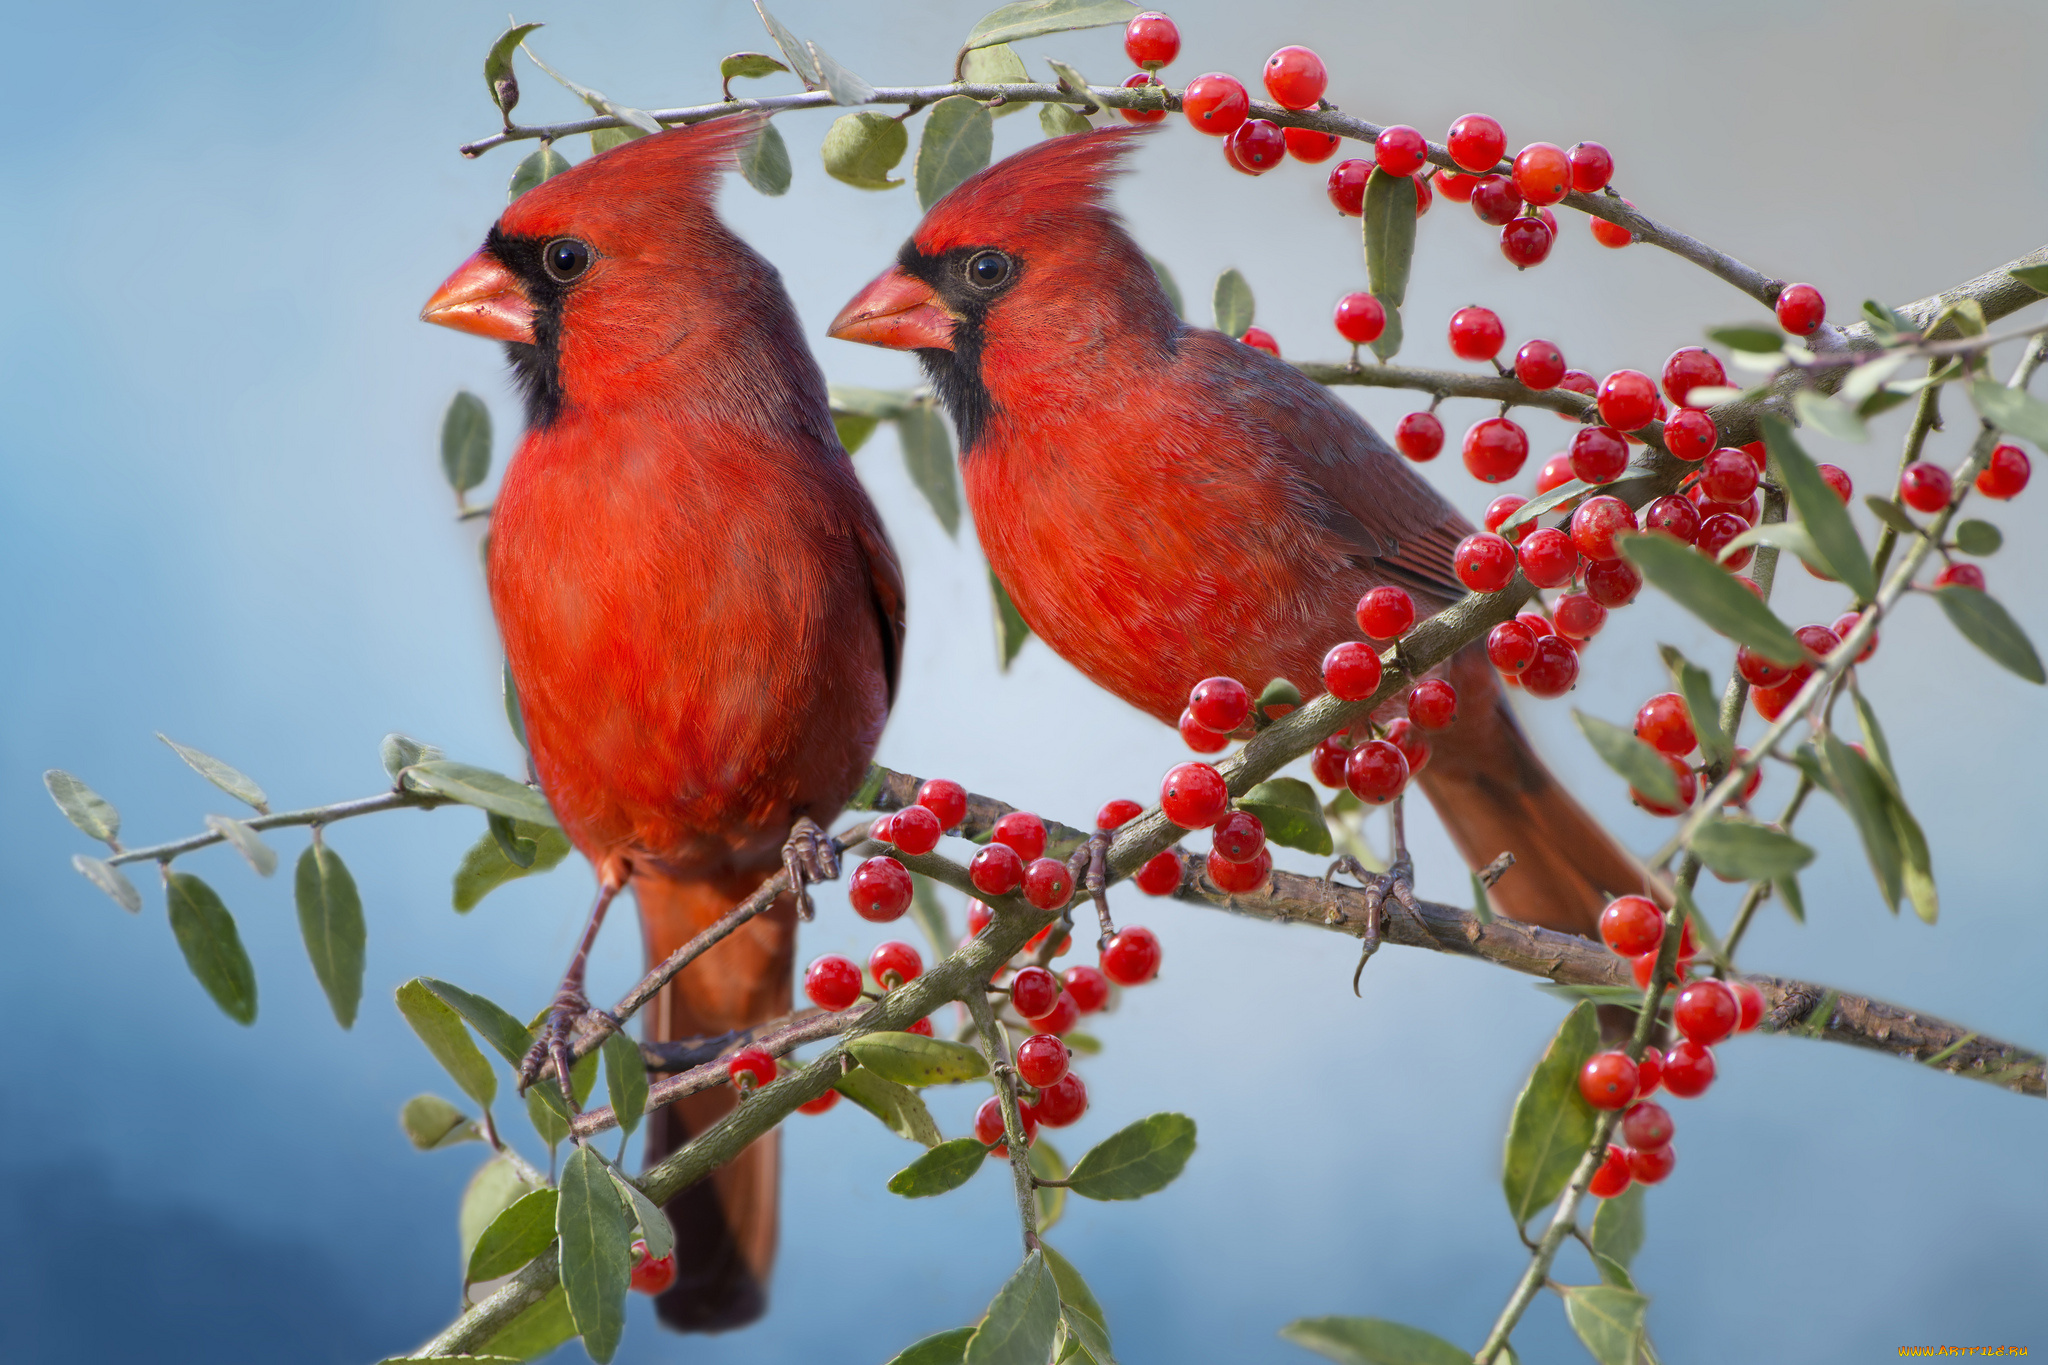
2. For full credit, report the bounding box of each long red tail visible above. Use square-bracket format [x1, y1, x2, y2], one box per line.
[1415, 647, 1646, 938]
[633, 870, 795, 1333]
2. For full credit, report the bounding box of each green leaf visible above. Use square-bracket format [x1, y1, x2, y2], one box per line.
[1954, 519, 2002, 556]
[508, 144, 572, 202]
[1715, 519, 1824, 575]
[1792, 390, 1867, 443]
[1862, 495, 1923, 537]
[521, 45, 662, 136]
[1707, 324, 1784, 353]
[468, 1188, 560, 1283]
[990, 569, 1032, 671]
[751, 0, 821, 85]
[1143, 254, 1182, 318]
[1030, 1138, 1067, 1232]
[1060, 1304, 1117, 1365]
[1861, 299, 1909, 336]
[158, 733, 267, 812]
[822, 110, 907, 188]
[966, 1251, 1062, 1365]
[2007, 263, 2048, 293]
[1501, 1000, 1597, 1227]
[442, 391, 492, 496]
[1852, 688, 1937, 924]
[962, 43, 1029, 109]
[601, 1030, 648, 1142]
[397, 979, 497, 1109]
[834, 411, 880, 454]
[605, 1162, 675, 1260]
[72, 854, 141, 912]
[502, 667, 524, 749]
[830, 385, 916, 419]
[594, 127, 642, 154]
[835, 1064, 943, 1145]
[1468, 869, 1495, 924]
[1589, 1181, 1646, 1268]
[1211, 268, 1254, 338]
[720, 51, 788, 84]
[1936, 584, 2045, 683]
[453, 819, 572, 913]
[1658, 645, 1731, 769]
[478, 1285, 576, 1361]
[888, 1327, 978, 1365]
[850, 1031, 991, 1086]
[1279, 1316, 1472, 1365]
[204, 814, 277, 877]
[524, 1047, 600, 1147]
[1820, 731, 1904, 912]
[1971, 378, 2048, 447]
[1560, 1284, 1648, 1365]
[1041, 1243, 1108, 1343]
[1573, 710, 1678, 806]
[1066, 1112, 1196, 1200]
[403, 759, 559, 827]
[380, 732, 441, 781]
[1761, 414, 1875, 599]
[1929, 297, 1987, 339]
[1367, 293, 1403, 363]
[736, 119, 792, 196]
[401, 1094, 480, 1150]
[806, 41, 874, 105]
[484, 22, 543, 116]
[1362, 168, 1416, 308]
[489, 811, 537, 869]
[1591, 1251, 1636, 1290]
[1689, 818, 1815, 881]
[461, 1155, 539, 1268]
[1776, 872, 1806, 923]
[962, 0, 1140, 51]
[557, 1145, 632, 1363]
[889, 1136, 990, 1196]
[166, 872, 257, 1024]
[915, 97, 994, 211]
[1838, 352, 1908, 407]
[295, 842, 365, 1028]
[895, 405, 961, 536]
[1498, 478, 1592, 533]
[1039, 102, 1093, 137]
[1236, 778, 1333, 856]
[44, 769, 119, 843]
[1619, 534, 1808, 665]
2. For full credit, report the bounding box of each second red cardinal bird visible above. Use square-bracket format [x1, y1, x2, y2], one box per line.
[423, 116, 903, 1331]
[830, 127, 1635, 937]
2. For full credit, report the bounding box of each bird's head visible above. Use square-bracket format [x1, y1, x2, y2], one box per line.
[828, 126, 1172, 449]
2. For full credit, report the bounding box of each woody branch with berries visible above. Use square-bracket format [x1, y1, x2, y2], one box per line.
[40, 3, 2048, 1363]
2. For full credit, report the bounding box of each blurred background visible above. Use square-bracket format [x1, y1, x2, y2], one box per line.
[4, 1, 2044, 1360]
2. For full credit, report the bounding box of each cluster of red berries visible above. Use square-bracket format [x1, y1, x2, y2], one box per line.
[1578, 895, 1764, 1196]
[1121, 13, 1343, 186]
[1738, 614, 1877, 721]
[1427, 114, 1614, 267]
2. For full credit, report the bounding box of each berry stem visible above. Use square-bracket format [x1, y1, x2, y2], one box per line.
[1721, 772, 1817, 963]
[963, 985, 1041, 1254]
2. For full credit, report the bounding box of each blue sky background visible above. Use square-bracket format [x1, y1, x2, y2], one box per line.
[2, 1, 2044, 1361]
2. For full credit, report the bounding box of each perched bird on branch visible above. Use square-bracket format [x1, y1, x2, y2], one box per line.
[422, 115, 903, 1331]
[831, 126, 1633, 939]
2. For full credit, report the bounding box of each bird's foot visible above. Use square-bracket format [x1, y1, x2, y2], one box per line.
[1066, 829, 1116, 952]
[1325, 852, 1422, 995]
[517, 987, 620, 1107]
[783, 815, 842, 922]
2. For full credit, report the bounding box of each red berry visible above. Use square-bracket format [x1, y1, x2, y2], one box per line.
[867, 941, 923, 991]
[1487, 619, 1539, 675]
[1519, 635, 1580, 698]
[1567, 141, 1613, 193]
[1262, 45, 1326, 108]
[1410, 167, 1434, 211]
[1374, 124, 1426, 176]
[974, 1094, 1037, 1154]
[1695, 512, 1751, 567]
[1517, 526, 1576, 588]
[1662, 408, 1716, 463]
[1436, 169, 1480, 201]
[804, 954, 863, 1011]
[1500, 215, 1554, 269]
[1726, 748, 1765, 806]
[1643, 495, 1700, 543]
[1386, 717, 1431, 775]
[1514, 339, 1566, 390]
[1023, 857, 1073, 911]
[1631, 754, 1697, 816]
[1469, 174, 1523, 226]
[1326, 158, 1370, 216]
[1134, 848, 1181, 895]
[917, 779, 968, 831]
[1634, 693, 1696, 757]
[1813, 463, 1853, 504]
[1227, 118, 1285, 174]
[1579, 1051, 1639, 1110]
[1096, 798, 1142, 831]
[1621, 1100, 1674, 1150]
[1585, 556, 1643, 607]
[1124, 11, 1179, 68]
[1344, 738, 1409, 804]
[1447, 113, 1506, 172]
[1284, 126, 1341, 162]
[1636, 1047, 1664, 1096]
[1700, 447, 1761, 504]
[1731, 979, 1764, 1032]
[1408, 678, 1457, 729]
[1010, 965, 1061, 1019]
[1674, 980, 1740, 1046]
[1589, 1144, 1632, 1198]
[1568, 427, 1629, 485]
[1023, 920, 1071, 958]
[968, 843, 1024, 898]
[888, 803, 942, 857]
[1599, 895, 1663, 957]
[728, 1045, 777, 1091]
[797, 1088, 840, 1115]
[1211, 810, 1266, 862]
[1661, 1039, 1716, 1097]
[1160, 762, 1228, 828]
[1102, 925, 1162, 985]
[1899, 461, 1952, 513]
[1775, 282, 1825, 335]
[1511, 142, 1570, 205]
[1448, 305, 1506, 361]
[1556, 369, 1597, 415]
[1629, 952, 1657, 989]
[1062, 965, 1110, 1013]
[1596, 369, 1658, 431]
[1751, 677, 1802, 722]
[991, 810, 1047, 863]
[1536, 451, 1576, 495]
[1239, 325, 1280, 356]
[1394, 410, 1444, 461]
[1016, 1033, 1070, 1089]
[1188, 676, 1252, 733]
[1178, 707, 1228, 753]
[1485, 493, 1529, 538]
[1977, 443, 2031, 499]
[1182, 73, 1248, 136]
[1463, 416, 1529, 483]
[1554, 591, 1607, 641]
[1206, 845, 1271, 893]
[1625, 1143, 1676, 1185]
[1454, 532, 1518, 592]
[1116, 72, 1167, 125]
[1591, 208, 1633, 248]
[1034, 1071, 1088, 1126]
[1661, 347, 1726, 407]
[1311, 734, 1352, 787]
[1831, 612, 1877, 663]
[1321, 641, 1384, 701]
[1934, 563, 1985, 590]
[967, 899, 993, 937]
[1356, 586, 1416, 640]
[630, 1240, 678, 1295]
[851, 856, 914, 921]
[1334, 292, 1387, 345]
[1033, 990, 1080, 1035]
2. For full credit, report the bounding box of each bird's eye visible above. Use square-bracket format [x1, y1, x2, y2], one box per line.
[543, 238, 592, 283]
[966, 250, 1012, 288]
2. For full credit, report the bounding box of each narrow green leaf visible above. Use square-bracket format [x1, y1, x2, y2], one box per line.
[1839, 352, 1908, 406]
[1929, 297, 1987, 339]
[527, 1085, 570, 1149]
[889, 1136, 989, 1197]
[415, 979, 532, 1075]
[1689, 818, 1815, 881]
[962, 0, 1141, 51]
[1235, 777, 1333, 856]
[2007, 263, 2048, 293]
[488, 811, 537, 869]
[1761, 414, 1875, 599]
[380, 733, 440, 781]
[605, 1162, 675, 1260]
[401, 1094, 479, 1150]
[442, 391, 492, 496]
[915, 96, 995, 210]
[1658, 645, 1731, 769]
[1850, 689, 1937, 923]
[887, 1327, 978, 1365]
[1861, 299, 1909, 336]
[1863, 495, 1923, 537]
[1367, 293, 1402, 362]
[1591, 1251, 1636, 1290]
[454, 819, 572, 913]
[521, 45, 661, 135]
[966, 1250, 1062, 1365]
[1954, 519, 2002, 556]
[1061, 1304, 1117, 1365]
[403, 759, 559, 827]
[484, 23, 543, 116]
[158, 733, 267, 812]
[166, 872, 257, 1024]
[1935, 584, 2045, 683]
[1573, 710, 1679, 805]
[751, 0, 821, 84]
[600, 1030, 648, 1142]
[1620, 534, 1807, 665]
[1859, 386, 1916, 420]
[1707, 324, 1784, 353]
[849, 1031, 990, 1087]
[1468, 870, 1495, 924]
[835, 1065, 944, 1145]
[1776, 872, 1806, 923]
[720, 51, 788, 84]
[1041, 1243, 1108, 1344]
[478, 1285, 576, 1361]
[1211, 268, 1254, 338]
[895, 405, 961, 536]
[736, 119, 792, 196]
[1792, 390, 1868, 443]
[1066, 1112, 1195, 1200]
[1030, 1138, 1067, 1232]
[805, 40, 874, 106]
[461, 1155, 539, 1270]
[1501, 1001, 1598, 1226]
[557, 1145, 632, 1363]
[1715, 519, 1825, 575]
[1499, 478, 1592, 533]
[294, 842, 366, 1028]
[44, 769, 119, 843]
[961, 43, 1029, 109]
[397, 979, 497, 1109]
[1279, 1316, 1472, 1365]
[1971, 378, 2048, 446]
[1143, 253, 1182, 318]
[1039, 102, 1093, 137]
[202, 814, 276, 877]
[502, 663, 527, 751]
[1821, 732, 1904, 912]
[1560, 1284, 1648, 1365]
[508, 144, 572, 202]
[822, 110, 908, 189]
[830, 385, 916, 419]
[990, 568, 1032, 670]
[1362, 168, 1415, 308]
[468, 1188, 560, 1283]
[834, 411, 880, 454]
[1589, 1181, 1646, 1268]
[72, 854, 141, 912]
[589, 124, 646, 154]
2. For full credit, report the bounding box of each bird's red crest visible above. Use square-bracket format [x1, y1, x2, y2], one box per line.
[914, 126, 1149, 253]
[498, 113, 764, 240]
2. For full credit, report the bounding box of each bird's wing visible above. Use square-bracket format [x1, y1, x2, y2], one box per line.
[850, 492, 907, 707]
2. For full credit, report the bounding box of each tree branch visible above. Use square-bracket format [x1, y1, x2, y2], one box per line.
[104, 788, 443, 866]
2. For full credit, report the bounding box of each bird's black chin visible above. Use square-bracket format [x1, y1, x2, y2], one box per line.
[915, 330, 993, 454]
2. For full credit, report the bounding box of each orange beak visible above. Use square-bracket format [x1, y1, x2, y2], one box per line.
[421, 249, 535, 344]
[828, 265, 957, 351]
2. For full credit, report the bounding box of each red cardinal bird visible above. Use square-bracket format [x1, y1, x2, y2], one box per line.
[422, 116, 903, 1331]
[830, 128, 1634, 938]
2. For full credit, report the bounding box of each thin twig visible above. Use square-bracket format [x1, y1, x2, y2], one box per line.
[106, 789, 442, 866]
[963, 986, 1040, 1254]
